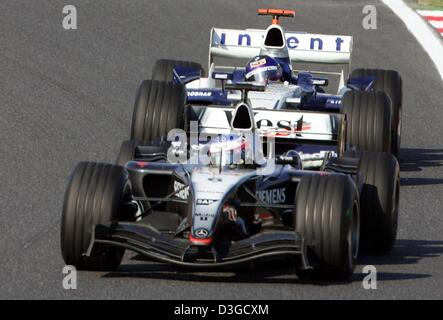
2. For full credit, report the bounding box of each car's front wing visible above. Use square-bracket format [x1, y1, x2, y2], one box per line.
[86, 222, 310, 269]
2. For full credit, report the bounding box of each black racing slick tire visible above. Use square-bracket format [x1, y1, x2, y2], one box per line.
[116, 140, 171, 166]
[152, 59, 205, 82]
[357, 151, 400, 254]
[351, 68, 402, 156]
[61, 162, 130, 270]
[116, 140, 141, 167]
[342, 91, 392, 153]
[294, 174, 360, 280]
[130, 80, 185, 142]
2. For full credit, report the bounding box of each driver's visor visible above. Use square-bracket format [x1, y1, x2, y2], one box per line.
[245, 66, 279, 83]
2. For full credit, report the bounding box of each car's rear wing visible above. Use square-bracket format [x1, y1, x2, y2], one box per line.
[209, 28, 353, 67]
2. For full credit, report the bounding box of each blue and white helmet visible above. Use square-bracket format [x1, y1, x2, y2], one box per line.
[245, 55, 283, 84]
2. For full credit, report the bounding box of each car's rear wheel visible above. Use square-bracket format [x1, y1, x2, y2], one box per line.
[61, 162, 130, 270]
[130, 80, 185, 142]
[342, 91, 392, 153]
[350, 68, 402, 156]
[357, 151, 400, 254]
[152, 59, 205, 81]
[294, 174, 360, 280]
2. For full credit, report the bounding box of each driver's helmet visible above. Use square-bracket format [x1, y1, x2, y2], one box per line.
[245, 55, 283, 84]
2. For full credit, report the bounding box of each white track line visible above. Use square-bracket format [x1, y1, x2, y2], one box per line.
[417, 10, 443, 16]
[382, 0, 443, 81]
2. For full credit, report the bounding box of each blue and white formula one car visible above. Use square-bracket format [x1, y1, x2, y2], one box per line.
[129, 8, 402, 159]
[60, 9, 400, 281]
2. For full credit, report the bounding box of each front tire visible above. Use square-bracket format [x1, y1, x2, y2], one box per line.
[294, 174, 360, 280]
[61, 162, 129, 270]
[152, 59, 205, 81]
[116, 140, 172, 166]
[116, 140, 141, 167]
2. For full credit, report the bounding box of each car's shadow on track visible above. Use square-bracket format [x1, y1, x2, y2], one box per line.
[359, 239, 443, 266]
[103, 239, 439, 285]
[399, 148, 443, 185]
[399, 148, 443, 172]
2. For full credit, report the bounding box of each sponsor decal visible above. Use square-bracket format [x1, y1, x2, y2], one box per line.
[217, 31, 348, 52]
[194, 228, 209, 238]
[223, 111, 312, 134]
[327, 98, 341, 105]
[311, 79, 327, 85]
[187, 91, 212, 97]
[208, 177, 223, 182]
[249, 58, 267, 68]
[195, 212, 216, 218]
[196, 199, 218, 205]
[256, 188, 286, 204]
[174, 181, 189, 200]
[213, 73, 229, 79]
[245, 65, 278, 79]
[195, 189, 224, 194]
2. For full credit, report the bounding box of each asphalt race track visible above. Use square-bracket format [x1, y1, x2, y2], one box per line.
[0, 0, 442, 299]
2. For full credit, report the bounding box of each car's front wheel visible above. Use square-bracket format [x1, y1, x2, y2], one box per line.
[152, 59, 205, 81]
[294, 174, 360, 280]
[61, 162, 130, 270]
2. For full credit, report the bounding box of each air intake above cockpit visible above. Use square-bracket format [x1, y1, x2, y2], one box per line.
[264, 27, 285, 48]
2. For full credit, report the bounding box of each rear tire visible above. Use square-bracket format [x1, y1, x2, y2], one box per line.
[351, 69, 402, 156]
[130, 80, 185, 142]
[61, 162, 129, 270]
[152, 59, 205, 81]
[294, 174, 360, 280]
[357, 151, 400, 254]
[342, 91, 392, 153]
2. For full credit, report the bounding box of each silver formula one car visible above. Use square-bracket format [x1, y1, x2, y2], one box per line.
[60, 9, 400, 281]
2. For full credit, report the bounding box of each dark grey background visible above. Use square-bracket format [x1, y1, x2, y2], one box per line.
[0, 0, 442, 299]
